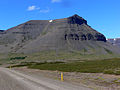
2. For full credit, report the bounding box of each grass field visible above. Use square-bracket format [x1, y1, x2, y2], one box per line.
[0, 51, 120, 64]
[10, 58, 120, 75]
[1, 51, 120, 75]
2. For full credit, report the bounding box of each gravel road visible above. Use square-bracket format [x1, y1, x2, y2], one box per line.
[0, 67, 93, 90]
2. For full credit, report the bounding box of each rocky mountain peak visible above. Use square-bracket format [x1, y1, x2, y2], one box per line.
[67, 14, 87, 25]
[71, 14, 82, 18]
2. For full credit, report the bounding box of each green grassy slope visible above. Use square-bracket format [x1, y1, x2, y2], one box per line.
[0, 51, 120, 64]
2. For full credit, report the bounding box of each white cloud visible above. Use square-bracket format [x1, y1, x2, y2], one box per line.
[40, 8, 50, 13]
[51, 0, 61, 3]
[27, 6, 40, 11]
[27, 6, 50, 13]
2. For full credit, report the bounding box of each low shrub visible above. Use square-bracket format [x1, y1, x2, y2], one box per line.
[10, 56, 27, 60]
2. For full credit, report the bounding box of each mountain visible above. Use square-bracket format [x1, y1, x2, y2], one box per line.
[0, 14, 120, 54]
[107, 38, 120, 47]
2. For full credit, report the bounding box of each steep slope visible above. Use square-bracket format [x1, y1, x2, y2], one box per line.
[0, 14, 120, 54]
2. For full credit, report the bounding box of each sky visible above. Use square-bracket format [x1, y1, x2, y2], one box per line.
[0, 0, 120, 38]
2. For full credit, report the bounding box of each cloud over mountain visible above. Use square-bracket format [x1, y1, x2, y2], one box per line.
[27, 6, 40, 11]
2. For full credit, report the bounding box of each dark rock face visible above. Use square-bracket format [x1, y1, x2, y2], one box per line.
[87, 33, 94, 40]
[0, 30, 4, 32]
[95, 33, 106, 42]
[64, 14, 106, 42]
[0, 30, 6, 34]
[0, 14, 119, 54]
[68, 14, 87, 25]
[64, 33, 106, 42]
[65, 34, 80, 40]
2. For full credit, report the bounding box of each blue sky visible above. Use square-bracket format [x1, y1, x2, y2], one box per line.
[0, 0, 120, 38]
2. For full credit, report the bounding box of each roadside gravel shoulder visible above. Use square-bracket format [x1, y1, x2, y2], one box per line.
[13, 67, 120, 90]
[1, 67, 92, 90]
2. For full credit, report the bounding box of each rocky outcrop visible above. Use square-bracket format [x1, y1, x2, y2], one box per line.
[67, 14, 87, 25]
[0, 30, 6, 34]
[0, 30, 4, 32]
[64, 33, 106, 42]
[64, 14, 106, 42]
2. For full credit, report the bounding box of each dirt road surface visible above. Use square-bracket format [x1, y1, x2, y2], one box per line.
[0, 67, 93, 90]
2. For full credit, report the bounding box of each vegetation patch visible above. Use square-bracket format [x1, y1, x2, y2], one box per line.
[10, 56, 27, 60]
[103, 69, 114, 74]
[1, 51, 120, 65]
[10, 58, 120, 75]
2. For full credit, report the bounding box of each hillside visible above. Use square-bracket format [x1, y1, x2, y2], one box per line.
[0, 14, 120, 54]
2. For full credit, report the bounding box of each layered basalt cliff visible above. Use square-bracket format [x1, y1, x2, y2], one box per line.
[65, 14, 106, 42]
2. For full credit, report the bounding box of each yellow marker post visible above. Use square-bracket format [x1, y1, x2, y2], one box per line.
[10, 66, 11, 69]
[61, 72, 64, 81]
